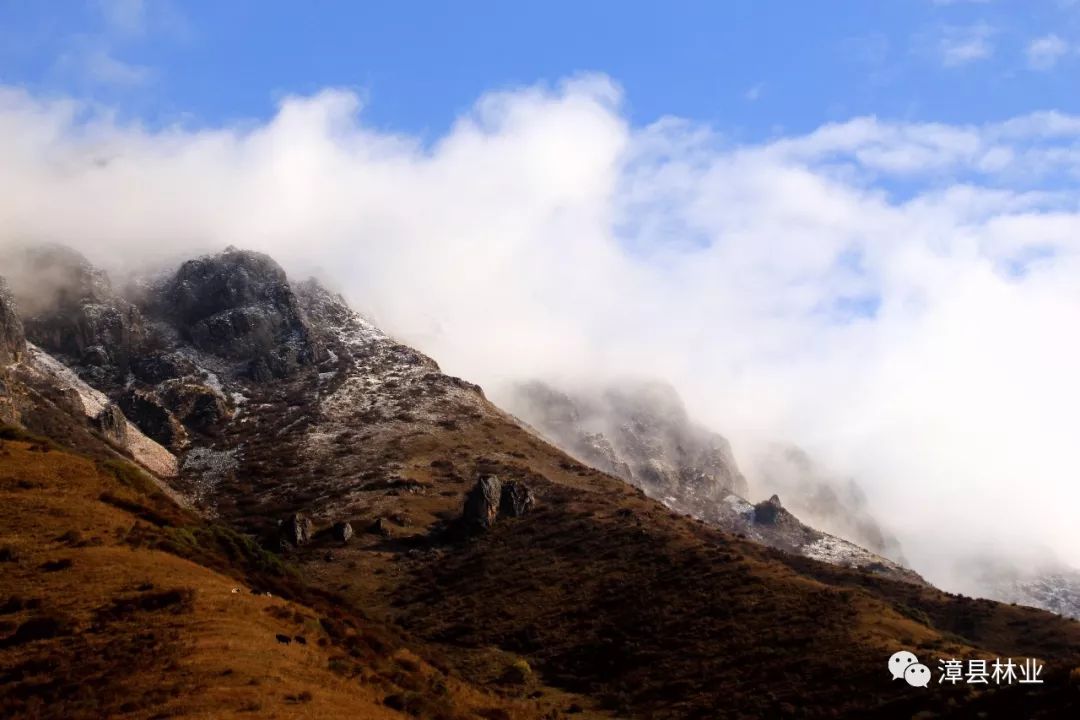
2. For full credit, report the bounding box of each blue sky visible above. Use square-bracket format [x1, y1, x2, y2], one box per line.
[3, 0, 1080, 138]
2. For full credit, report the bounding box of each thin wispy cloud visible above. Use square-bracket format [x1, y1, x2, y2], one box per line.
[54, 37, 153, 88]
[937, 23, 995, 66]
[83, 46, 153, 86]
[52, 0, 185, 89]
[1027, 33, 1069, 70]
[98, 0, 147, 37]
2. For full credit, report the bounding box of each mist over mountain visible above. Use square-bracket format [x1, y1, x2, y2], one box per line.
[7, 2, 1080, 715]
[3, 242, 1079, 719]
[502, 378, 921, 583]
[4, 75, 1080, 598]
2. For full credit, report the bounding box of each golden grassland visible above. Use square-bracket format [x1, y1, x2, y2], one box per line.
[0, 434, 553, 720]
[3, 411, 1080, 719]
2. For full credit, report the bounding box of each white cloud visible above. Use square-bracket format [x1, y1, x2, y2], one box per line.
[937, 23, 995, 66]
[1027, 34, 1069, 70]
[98, 0, 147, 36]
[3, 77, 1080, 592]
[744, 84, 764, 102]
[82, 47, 153, 86]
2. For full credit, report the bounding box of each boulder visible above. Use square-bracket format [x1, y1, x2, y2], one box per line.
[332, 521, 354, 543]
[499, 480, 535, 518]
[94, 403, 129, 446]
[462, 475, 536, 532]
[280, 512, 313, 547]
[463, 475, 503, 531]
[753, 494, 784, 525]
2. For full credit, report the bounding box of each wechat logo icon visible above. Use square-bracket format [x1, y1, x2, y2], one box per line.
[889, 650, 930, 688]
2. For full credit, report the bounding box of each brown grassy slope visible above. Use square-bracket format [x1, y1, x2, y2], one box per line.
[0, 435, 545, 720]
[273, 409, 1080, 720]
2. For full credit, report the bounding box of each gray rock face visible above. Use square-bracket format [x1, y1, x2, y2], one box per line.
[505, 379, 923, 584]
[751, 445, 905, 561]
[280, 512, 313, 547]
[0, 278, 26, 366]
[958, 556, 1080, 620]
[158, 381, 231, 435]
[130, 352, 197, 384]
[3, 245, 147, 375]
[120, 388, 188, 450]
[506, 380, 749, 505]
[157, 247, 322, 380]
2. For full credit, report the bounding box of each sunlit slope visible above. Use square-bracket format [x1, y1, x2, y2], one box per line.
[0, 432, 539, 720]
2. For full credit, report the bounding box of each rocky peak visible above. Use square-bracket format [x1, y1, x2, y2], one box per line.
[155, 247, 322, 380]
[3, 244, 115, 312]
[752, 494, 785, 525]
[0, 277, 26, 366]
[1, 245, 147, 376]
[505, 379, 922, 583]
[752, 444, 905, 561]
[505, 379, 749, 503]
[294, 277, 355, 329]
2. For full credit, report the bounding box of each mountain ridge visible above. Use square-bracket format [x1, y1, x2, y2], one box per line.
[2, 243, 1080, 718]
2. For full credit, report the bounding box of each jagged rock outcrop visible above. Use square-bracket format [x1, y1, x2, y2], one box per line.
[463, 476, 503, 531]
[131, 352, 197, 384]
[158, 381, 231, 435]
[499, 480, 535, 518]
[505, 380, 749, 505]
[155, 247, 322, 380]
[751, 445, 905, 561]
[94, 403, 129, 445]
[120, 389, 188, 451]
[0, 277, 26, 367]
[294, 277, 355, 329]
[462, 476, 535, 532]
[2, 245, 147, 377]
[280, 512, 313, 547]
[753, 494, 785, 525]
[505, 379, 923, 583]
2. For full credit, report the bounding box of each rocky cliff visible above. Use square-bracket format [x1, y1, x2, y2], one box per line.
[503, 379, 921, 582]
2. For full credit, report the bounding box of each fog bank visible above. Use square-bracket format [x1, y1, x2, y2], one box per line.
[3, 77, 1080, 588]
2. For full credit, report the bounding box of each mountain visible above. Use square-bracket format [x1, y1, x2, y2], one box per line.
[751, 444, 907, 561]
[3, 244, 1080, 719]
[965, 558, 1080, 621]
[503, 380, 920, 583]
